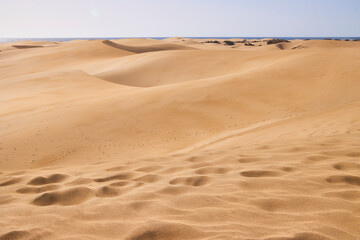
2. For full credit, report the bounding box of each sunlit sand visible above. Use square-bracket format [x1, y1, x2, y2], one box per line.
[0, 38, 359, 240]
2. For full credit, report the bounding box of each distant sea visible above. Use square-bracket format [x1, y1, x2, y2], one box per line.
[1, 37, 359, 43]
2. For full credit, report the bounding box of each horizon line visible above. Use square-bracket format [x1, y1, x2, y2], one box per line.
[2, 36, 360, 39]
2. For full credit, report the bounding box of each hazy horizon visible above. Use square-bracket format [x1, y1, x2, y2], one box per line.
[1, 0, 360, 38]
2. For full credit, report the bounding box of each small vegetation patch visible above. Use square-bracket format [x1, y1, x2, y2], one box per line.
[244, 41, 254, 46]
[267, 39, 290, 45]
[224, 40, 235, 46]
[205, 40, 220, 44]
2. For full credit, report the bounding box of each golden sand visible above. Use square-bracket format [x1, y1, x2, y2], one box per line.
[0, 38, 359, 240]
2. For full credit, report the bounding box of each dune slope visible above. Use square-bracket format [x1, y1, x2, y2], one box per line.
[0, 38, 359, 240]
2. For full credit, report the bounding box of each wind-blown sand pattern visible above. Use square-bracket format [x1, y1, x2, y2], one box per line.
[0, 38, 359, 240]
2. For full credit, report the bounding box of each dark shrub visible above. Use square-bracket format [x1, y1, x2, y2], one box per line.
[205, 40, 220, 44]
[266, 39, 290, 45]
[224, 40, 235, 46]
[244, 41, 254, 46]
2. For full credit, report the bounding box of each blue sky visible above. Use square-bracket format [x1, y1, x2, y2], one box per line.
[1, 0, 359, 37]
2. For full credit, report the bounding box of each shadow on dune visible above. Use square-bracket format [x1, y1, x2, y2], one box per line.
[102, 40, 196, 53]
[12, 45, 44, 49]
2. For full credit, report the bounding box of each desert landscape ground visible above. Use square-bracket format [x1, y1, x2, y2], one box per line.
[0, 38, 359, 240]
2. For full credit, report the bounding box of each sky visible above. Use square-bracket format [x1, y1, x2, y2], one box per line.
[1, 0, 359, 38]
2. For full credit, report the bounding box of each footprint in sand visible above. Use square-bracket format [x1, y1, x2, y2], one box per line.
[27, 174, 68, 186]
[332, 162, 360, 171]
[17, 184, 60, 194]
[93, 172, 134, 182]
[0, 177, 22, 187]
[240, 170, 282, 177]
[326, 175, 360, 186]
[32, 187, 94, 206]
[169, 176, 210, 186]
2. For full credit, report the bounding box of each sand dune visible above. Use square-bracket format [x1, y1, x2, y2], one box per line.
[0, 38, 359, 240]
[102, 40, 196, 53]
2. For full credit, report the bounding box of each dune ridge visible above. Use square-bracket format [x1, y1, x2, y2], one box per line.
[0, 38, 359, 240]
[102, 39, 196, 53]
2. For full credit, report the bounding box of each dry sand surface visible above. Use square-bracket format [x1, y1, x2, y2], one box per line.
[0, 38, 360, 240]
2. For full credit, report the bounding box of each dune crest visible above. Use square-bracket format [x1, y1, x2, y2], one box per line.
[102, 39, 196, 53]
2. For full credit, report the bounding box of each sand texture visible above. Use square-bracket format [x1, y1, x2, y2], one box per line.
[0, 38, 359, 240]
